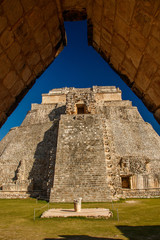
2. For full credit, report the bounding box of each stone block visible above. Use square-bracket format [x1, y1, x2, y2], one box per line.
[131, 83, 144, 100]
[22, 66, 32, 83]
[154, 108, 160, 124]
[93, 1, 102, 24]
[13, 19, 31, 44]
[132, 8, 152, 37]
[42, 1, 57, 22]
[111, 46, 124, 65]
[129, 28, 146, 51]
[138, 54, 158, 79]
[126, 44, 142, 68]
[146, 37, 160, 64]
[120, 58, 136, 81]
[93, 25, 101, 46]
[6, 41, 21, 60]
[62, 0, 86, 9]
[21, 0, 36, 12]
[109, 56, 119, 72]
[21, 38, 36, 56]
[25, 75, 35, 86]
[2, 0, 23, 26]
[0, 45, 2, 54]
[3, 71, 19, 90]
[47, 16, 60, 37]
[10, 80, 25, 97]
[103, 0, 115, 21]
[135, 70, 151, 92]
[43, 55, 54, 69]
[13, 54, 26, 73]
[146, 74, 160, 107]
[0, 83, 9, 100]
[117, 0, 135, 23]
[40, 43, 53, 61]
[143, 93, 157, 112]
[95, 0, 103, 7]
[0, 15, 7, 34]
[0, 53, 11, 79]
[34, 62, 44, 77]
[27, 6, 44, 31]
[0, 111, 6, 126]
[35, 0, 49, 8]
[136, 0, 160, 16]
[0, 28, 14, 50]
[152, 23, 160, 41]
[34, 27, 50, 49]
[0, 95, 15, 112]
[27, 51, 40, 68]
[101, 28, 112, 44]
[54, 28, 63, 44]
[114, 16, 130, 40]
[102, 17, 114, 34]
[112, 33, 127, 53]
[86, 0, 93, 19]
[100, 38, 111, 56]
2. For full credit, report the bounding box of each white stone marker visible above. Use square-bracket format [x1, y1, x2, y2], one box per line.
[74, 198, 82, 212]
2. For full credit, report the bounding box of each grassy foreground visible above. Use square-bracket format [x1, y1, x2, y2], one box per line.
[0, 198, 160, 240]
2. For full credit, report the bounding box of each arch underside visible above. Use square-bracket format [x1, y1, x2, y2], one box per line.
[0, 0, 160, 127]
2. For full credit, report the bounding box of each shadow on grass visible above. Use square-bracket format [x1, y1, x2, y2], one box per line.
[44, 236, 121, 240]
[117, 225, 160, 240]
[44, 226, 160, 240]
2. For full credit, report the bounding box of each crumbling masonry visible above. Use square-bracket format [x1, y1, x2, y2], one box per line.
[0, 86, 160, 202]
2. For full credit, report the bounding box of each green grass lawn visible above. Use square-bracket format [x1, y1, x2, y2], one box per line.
[0, 198, 160, 240]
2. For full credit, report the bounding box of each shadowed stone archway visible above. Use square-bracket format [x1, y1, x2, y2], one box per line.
[0, 0, 160, 127]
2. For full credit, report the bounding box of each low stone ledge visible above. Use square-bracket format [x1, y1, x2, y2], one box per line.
[41, 208, 113, 219]
[119, 188, 160, 199]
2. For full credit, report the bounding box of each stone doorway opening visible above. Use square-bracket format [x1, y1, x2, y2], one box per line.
[121, 176, 131, 189]
[76, 104, 86, 114]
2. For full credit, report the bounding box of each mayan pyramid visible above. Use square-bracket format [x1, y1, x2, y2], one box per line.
[0, 86, 160, 202]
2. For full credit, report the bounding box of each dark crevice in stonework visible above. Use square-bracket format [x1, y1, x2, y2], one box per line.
[87, 19, 93, 46]
[63, 9, 87, 21]
[12, 160, 21, 181]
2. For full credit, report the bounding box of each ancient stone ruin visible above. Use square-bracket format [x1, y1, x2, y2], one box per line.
[0, 86, 160, 201]
[0, 0, 160, 127]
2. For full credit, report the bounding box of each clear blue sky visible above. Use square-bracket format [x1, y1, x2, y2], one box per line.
[0, 20, 159, 140]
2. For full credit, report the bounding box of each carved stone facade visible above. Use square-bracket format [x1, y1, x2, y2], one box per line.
[0, 0, 160, 127]
[0, 86, 160, 201]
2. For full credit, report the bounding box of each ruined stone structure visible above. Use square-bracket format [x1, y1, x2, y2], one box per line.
[0, 86, 160, 201]
[0, 0, 160, 128]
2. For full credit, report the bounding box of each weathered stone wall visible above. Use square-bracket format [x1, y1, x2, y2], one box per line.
[99, 103, 160, 198]
[0, 0, 160, 126]
[0, 0, 66, 127]
[0, 103, 65, 197]
[66, 86, 122, 115]
[66, 89, 96, 115]
[87, 0, 160, 123]
[50, 114, 112, 202]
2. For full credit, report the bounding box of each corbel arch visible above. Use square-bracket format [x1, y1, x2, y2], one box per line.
[0, 0, 160, 127]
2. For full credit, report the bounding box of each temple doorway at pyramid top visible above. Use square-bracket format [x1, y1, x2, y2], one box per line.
[0, 0, 160, 127]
